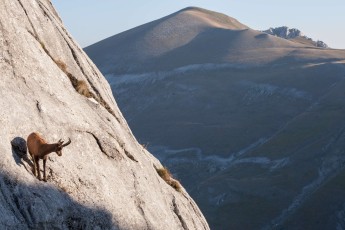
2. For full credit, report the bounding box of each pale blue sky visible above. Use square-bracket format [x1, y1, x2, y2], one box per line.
[51, 0, 345, 49]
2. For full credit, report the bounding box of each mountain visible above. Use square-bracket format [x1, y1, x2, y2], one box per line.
[85, 6, 345, 230]
[85, 7, 343, 75]
[0, 1, 209, 229]
[263, 26, 328, 48]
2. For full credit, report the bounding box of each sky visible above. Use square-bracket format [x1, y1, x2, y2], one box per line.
[51, 0, 345, 49]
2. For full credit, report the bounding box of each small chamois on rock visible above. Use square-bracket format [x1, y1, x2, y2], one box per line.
[27, 132, 71, 182]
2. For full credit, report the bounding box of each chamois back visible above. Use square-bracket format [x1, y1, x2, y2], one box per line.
[27, 132, 47, 155]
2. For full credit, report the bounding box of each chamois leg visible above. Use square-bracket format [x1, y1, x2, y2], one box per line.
[35, 157, 41, 180]
[30, 152, 36, 176]
[43, 158, 47, 182]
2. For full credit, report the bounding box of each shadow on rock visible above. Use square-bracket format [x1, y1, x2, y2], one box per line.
[11, 137, 34, 174]
[0, 171, 117, 229]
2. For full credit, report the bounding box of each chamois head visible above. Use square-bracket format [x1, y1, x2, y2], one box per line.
[55, 138, 71, 156]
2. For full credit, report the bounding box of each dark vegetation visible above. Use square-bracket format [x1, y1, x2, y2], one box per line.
[156, 166, 182, 192]
[54, 59, 92, 98]
[37, 38, 119, 120]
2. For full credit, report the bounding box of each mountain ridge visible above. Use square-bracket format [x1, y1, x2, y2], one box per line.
[85, 7, 344, 75]
[85, 6, 250, 74]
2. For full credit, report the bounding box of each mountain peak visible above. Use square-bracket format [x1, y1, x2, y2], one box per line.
[179, 6, 206, 12]
[176, 6, 248, 30]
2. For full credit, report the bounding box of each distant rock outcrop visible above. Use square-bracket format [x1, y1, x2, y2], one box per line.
[263, 26, 328, 48]
[0, 1, 209, 229]
[263, 26, 304, 39]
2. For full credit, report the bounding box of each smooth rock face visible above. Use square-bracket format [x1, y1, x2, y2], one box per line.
[0, 1, 209, 229]
[85, 7, 345, 230]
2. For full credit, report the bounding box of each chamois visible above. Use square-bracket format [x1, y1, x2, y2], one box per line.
[27, 132, 71, 182]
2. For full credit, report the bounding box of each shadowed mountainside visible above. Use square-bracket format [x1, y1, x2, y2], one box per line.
[0, 170, 114, 229]
[85, 6, 345, 230]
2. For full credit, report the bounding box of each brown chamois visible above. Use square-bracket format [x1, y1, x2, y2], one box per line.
[27, 132, 71, 182]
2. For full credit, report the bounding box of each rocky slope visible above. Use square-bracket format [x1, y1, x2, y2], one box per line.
[0, 1, 209, 229]
[85, 7, 345, 230]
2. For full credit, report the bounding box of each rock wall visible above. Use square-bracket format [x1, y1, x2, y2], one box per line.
[0, 0, 209, 229]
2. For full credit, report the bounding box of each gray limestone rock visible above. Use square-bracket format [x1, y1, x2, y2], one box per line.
[0, 0, 209, 229]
